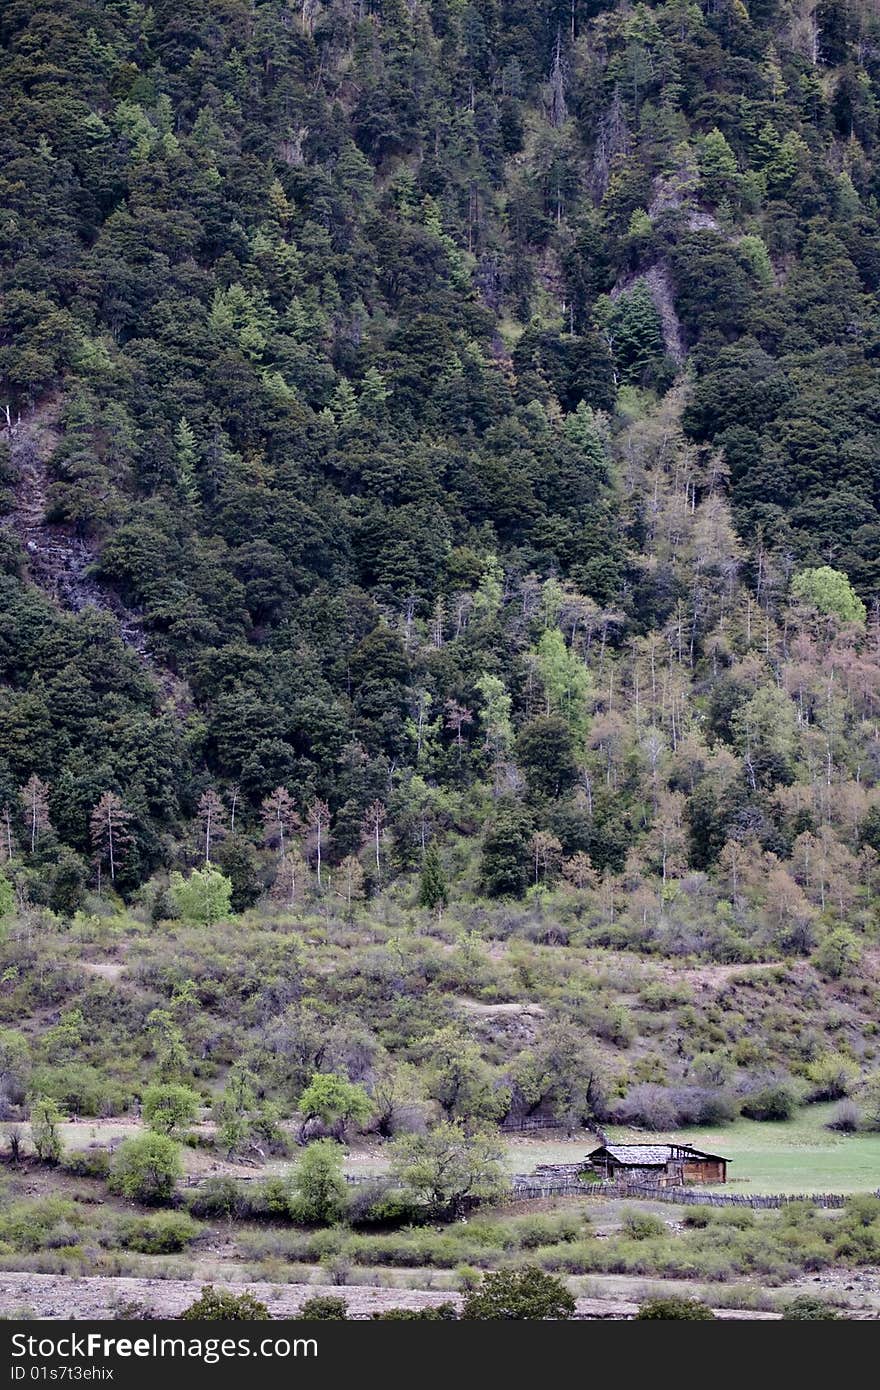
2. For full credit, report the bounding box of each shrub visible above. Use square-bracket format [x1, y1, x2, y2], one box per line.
[141, 1083, 200, 1137]
[637, 1295, 716, 1319]
[511, 1214, 583, 1249]
[60, 1148, 111, 1179]
[610, 1084, 677, 1130]
[843, 1194, 880, 1227]
[289, 1139, 348, 1225]
[169, 868, 233, 927]
[806, 1053, 858, 1103]
[29, 1095, 63, 1162]
[834, 1226, 880, 1263]
[346, 1180, 424, 1229]
[613, 1082, 734, 1129]
[859, 1072, 880, 1132]
[782, 1294, 842, 1320]
[296, 1073, 373, 1143]
[185, 1177, 250, 1221]
[827, 1100, 861, 1132]
[115, 1213, 199, 1254]
[255, 1177, 294, 1220]
[30, 1064, 131, 1117]
[389, 1121, 506, 1218]
[621, 1209, 665, 1241]
[812, 927, 863, 980]
[180, 1286, 270, 1320]
[740, 1084, 796, 1121]
[109, 1133, 182, 1204]
[462, 1267, 575, 1320]
[671, 1086, 736, 1126]
[0, 1197, 84, 1252]
[298, 1296, 348, 1320]
[373, 1303, 458, 1320]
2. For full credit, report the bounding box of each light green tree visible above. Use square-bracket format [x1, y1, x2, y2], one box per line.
[175, 417, 198, 503]
[0, 871, 15, 921]
[30, 1095, 63, 1162]
[213, 1063, 283, 1159]
[330, 379, 358, 425]
[389, 1121, 506, 1218]
[296, 1072, 373, 1142]
[474, 673, 513, 757]
[730, 685, 797, 788]
[147, 1008, 190, 1083]
[419, 1025, 510, 1124]
[536, 629, 591, 746]
[359, 366, 389, 416]
[110, 1133, 183, 1203]
[813, 927, 863, 981]
[142, 1082, 201, 1137]
[290, 1138, 348, 1223]
[699, 127, 739, 201]
[738, 234, 774, 286]
[169, 867, 233, 926]
[563, 402, 608, 472]
[472, 555, 504, 622]
[790, 567, 866, 625]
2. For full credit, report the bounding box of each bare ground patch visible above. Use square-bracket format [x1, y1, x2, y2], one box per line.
[0, 1272, 783, 1320]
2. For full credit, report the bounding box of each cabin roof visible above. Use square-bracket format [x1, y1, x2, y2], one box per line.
[587, 1143, 730, 1166]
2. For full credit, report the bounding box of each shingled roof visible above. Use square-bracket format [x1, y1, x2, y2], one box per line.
[587, 1143, 730, 1166]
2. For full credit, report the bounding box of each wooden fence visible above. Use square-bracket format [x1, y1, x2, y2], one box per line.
[499, 1117, 568, 1133]
[342, 1171, 872, 1209]
[504, 1177, 876, 1209]
[186, 1169, 876, 1213]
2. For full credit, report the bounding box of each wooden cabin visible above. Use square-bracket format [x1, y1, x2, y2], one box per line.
[585, 1142, 729, 1186]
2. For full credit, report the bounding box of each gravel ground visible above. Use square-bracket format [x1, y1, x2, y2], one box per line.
[0, 1273, 783, 1320]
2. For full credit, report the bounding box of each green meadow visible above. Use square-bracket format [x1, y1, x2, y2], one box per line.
[502, 1107, 880, 1195]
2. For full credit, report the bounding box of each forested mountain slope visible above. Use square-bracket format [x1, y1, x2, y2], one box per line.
[0, 0, 879, 933]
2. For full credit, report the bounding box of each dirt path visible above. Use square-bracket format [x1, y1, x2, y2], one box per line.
[0, 1272, 782, 1320]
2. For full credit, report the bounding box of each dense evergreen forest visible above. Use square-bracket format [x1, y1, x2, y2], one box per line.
[1, 0, 880, 949]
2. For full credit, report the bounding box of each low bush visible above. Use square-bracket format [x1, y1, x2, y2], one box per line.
[346, 1180, 425, 1229]
[505, 1213, 583, 1249]
[610, 1083, 734, 1129]
[532, 1240, 601, 1275]
[637, 1295, 715, 1320]
[372, 1303, 458, 1320]
[114, 1213, 200, 1255]
[297, 1296, 348, 1320]
[185, 1177, 253, 1221]
[0, 1197, 86, 1253]
[108, 1134, 182, 1205]
[462, 1267, 575, 1320]
[621, 1209, 666, 1241]
[180, 1286, 270, 1321]
[740, 1084, 796, 1121]
[60, 1149, 111, 1179]
[782, 1294, 842, 1320]
[827, 1100, 861, 1132]
[30, 1065, 132, 1118]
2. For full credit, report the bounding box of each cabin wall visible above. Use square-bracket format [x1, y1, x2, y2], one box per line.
[609, 1164, 665, 1185]
[682, 1159, 726, 1184]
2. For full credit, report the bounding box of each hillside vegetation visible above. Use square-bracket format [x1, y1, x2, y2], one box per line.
[0, 1, 880, 1247]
